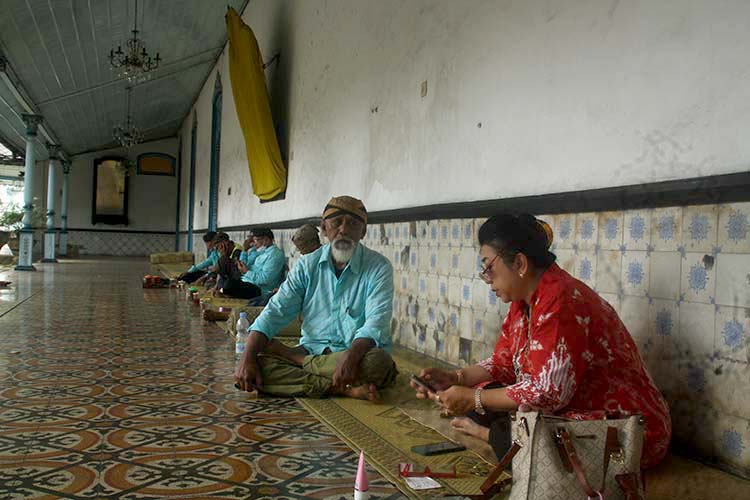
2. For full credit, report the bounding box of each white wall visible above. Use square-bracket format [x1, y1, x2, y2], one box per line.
[181, 0, 750, 230]
[66, 138, 178, 232]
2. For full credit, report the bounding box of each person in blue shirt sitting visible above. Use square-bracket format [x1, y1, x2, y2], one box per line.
[178, 231, 218, 283]
[220, 228, 285, 300]
[234, 196, 397, 401]
[239, 235, 259, 268]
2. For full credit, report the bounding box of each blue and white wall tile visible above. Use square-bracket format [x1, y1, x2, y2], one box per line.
[718, 202, 750, 254]
[623, 210, 651, 251]
[574, 250, 597, 288]
[621, 251, 650, 297]
[681, 252, 716, 304]
[715, 254, 750, 308]
[715, 414, 750, 472]
[651, 207, 683, 252]
[575, 214, 598, 251]
[598, 212, 624, 251]
[679, 302, 716, 357]
[555, 248, 576, 276]
[649, 252, 682, 300]
[715, 306, 749, 362]
[596, 250, 622, 294]
[648, 299, 680, 357]
[683, 206, 719, 254]
[554, 214, 577, 249]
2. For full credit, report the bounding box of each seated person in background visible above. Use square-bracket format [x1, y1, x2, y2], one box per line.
[220, 228, 285, 300]
[178, 231, 217, 283]
[212, 233, 244, 294]
[239, 234, 258, 267]
[203, 224, 321, 321]
[411, 213, 671, 469]
[291, 224, 322, 255]
[234, 196, 397, 400]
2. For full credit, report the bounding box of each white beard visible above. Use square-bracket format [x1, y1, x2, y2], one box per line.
[331, 239, 357, 264]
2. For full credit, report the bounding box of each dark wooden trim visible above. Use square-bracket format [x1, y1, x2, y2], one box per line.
[66, 227, 174, 235]
[178, 172, 750, 233]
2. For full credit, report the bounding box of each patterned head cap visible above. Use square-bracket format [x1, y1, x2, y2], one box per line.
[322, 196, 368, 225]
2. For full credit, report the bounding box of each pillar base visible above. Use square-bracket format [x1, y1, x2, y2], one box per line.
[16, 229, 35, 270]
[43, 231, 57, 262]
[58, 231, 68, 256]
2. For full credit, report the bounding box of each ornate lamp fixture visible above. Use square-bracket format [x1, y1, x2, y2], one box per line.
[108, 0, 161, 82]
[113, 87, 142, 150]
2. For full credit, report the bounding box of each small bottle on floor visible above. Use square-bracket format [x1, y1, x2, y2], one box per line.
[235, 312, 249, 360]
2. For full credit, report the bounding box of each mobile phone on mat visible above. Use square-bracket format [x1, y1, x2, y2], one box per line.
[411, 441, 467, 456]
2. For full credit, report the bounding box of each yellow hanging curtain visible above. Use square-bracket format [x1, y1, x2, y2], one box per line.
[225, 7, 287, 200]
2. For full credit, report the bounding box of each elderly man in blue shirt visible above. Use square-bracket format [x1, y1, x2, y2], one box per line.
[234, 196, 397, 401]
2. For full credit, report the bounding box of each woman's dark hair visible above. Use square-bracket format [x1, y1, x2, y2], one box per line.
[203, 231, 217, 242]
[478, 213, 556, 269]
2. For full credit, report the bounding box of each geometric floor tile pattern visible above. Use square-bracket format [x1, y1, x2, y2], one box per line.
[0, 258, 405, 499]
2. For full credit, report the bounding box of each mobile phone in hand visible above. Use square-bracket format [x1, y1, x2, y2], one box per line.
[410, 374, 438, 393]
[411, 441, 466, 456]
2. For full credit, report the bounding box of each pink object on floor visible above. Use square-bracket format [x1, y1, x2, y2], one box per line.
[355, 450, 369, 499]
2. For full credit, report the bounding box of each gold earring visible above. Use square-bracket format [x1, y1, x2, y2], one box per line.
[519, 272, 525, 278]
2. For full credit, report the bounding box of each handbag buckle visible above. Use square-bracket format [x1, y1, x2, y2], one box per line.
[610, 448, 625, 464]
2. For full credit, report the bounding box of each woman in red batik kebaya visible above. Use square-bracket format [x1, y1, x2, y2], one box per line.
[411, 213, 671, 468]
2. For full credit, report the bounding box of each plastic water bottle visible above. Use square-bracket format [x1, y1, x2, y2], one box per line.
[235, 312, 250, 359]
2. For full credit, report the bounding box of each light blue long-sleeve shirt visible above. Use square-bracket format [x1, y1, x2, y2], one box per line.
[240, 248, 258, 267]
[188, 248, 219, 273]
[250, 243, 394, 355]
[241, 244, 285, 296]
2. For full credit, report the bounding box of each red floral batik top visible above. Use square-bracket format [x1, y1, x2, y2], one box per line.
[479, 264, 671, 468]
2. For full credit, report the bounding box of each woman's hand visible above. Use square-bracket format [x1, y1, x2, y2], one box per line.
[410, 367, 458, 400]
[435, 386, 475, 416]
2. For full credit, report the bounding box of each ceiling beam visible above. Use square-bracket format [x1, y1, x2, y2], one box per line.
[0, 53, 65, 160]
[36, 47, 223, 107]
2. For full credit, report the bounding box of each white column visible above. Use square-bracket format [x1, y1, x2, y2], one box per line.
[42, 143, 60, 262]
[15, 113, 43, 271]
[58, 160, 70, 256]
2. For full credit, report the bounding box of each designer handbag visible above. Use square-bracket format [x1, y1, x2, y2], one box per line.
[476, 411, 645, 500]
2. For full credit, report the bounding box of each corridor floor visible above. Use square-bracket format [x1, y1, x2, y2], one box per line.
[0, 258, 402, 499]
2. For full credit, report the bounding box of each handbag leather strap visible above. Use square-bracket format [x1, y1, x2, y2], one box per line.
[616, 473, 644, 500]
[479, 441, 521, 494]
[557, 428, 599, 497]
[556, 426, 625, 498]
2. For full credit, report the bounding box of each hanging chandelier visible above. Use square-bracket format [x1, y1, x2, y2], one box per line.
[113, 87, 143, 150]
[108, 0, 161, 82]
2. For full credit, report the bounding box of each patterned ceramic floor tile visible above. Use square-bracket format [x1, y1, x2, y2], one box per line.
[0, 259, 404, 499]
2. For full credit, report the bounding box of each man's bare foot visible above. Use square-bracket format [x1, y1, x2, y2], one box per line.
[202, 310, 230, 322]
[264, 340, 307, 366]
[451, 417, 490, 442]
[343, 383, 379, 401]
